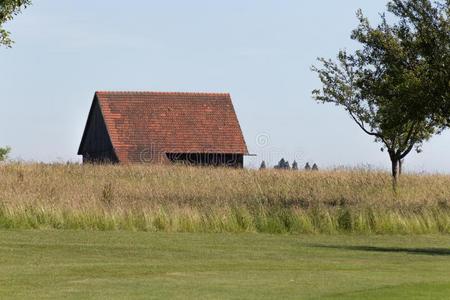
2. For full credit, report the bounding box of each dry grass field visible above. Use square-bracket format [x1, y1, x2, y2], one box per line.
[0, 163, 449, 234]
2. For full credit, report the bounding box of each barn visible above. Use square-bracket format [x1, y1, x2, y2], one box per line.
[78, 91, 249, 167]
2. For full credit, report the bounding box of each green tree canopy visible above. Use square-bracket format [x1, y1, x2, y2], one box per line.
[0, 0, 31, 47]
[388, 0, 449, 126]
[312, 0, 449, 185]
[0, 146, 11, 161]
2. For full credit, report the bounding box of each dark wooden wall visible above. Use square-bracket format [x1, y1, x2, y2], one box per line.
[166, 153, 244, 168]
[79, 99, 118, 163]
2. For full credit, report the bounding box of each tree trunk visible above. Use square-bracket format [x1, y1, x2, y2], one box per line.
[399, 159, 403, 176]
[390, 156, 399, 190]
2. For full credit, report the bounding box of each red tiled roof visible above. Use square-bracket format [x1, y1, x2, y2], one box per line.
[94, 91, 248, 163]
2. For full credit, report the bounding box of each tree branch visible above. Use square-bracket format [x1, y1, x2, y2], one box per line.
[348, 110, 377, 137]
[400, 122, 416, 152]
[400, 141, 416, 159]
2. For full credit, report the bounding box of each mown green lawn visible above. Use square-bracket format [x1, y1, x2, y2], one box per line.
[0, 231, 449, 299]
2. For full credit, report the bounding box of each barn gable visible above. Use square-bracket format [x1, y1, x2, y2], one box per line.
[78, 96, 118, 163]
[78, 91, 249, 166]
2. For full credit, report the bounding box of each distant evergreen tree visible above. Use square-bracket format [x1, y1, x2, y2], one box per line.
[304, 162, 311, 171]
[285, 160, 291, 170]
[259, 160, 266, 170]
[275, 158, 291, 170]
[275, 158, 285, 169]
[312, 163, 319, 171]
[292, 160, 298, 170]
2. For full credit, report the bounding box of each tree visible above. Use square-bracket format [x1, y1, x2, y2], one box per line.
[285, 160, 291, 170]
[292, 160, 299, 170]
[0, 0, 31, 47]
[259, 160, 266, 170]
[312, 0, 449, 186]
[274, 158, 283, 169]
[305, 162, 311, 171]
[275, 158, 285, 169]
[0, 146, 11, 161]
[275, 158, 290, 170]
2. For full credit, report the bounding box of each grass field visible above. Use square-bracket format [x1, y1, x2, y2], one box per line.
[1, 164, 449, 298]
[1, 163, 450, 234]
[0, 230, 449, 299]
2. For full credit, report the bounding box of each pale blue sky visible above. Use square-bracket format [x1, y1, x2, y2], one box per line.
[2, 0, 450, 171]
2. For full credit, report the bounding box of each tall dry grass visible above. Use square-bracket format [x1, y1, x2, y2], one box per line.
[0, 163, 449, 234]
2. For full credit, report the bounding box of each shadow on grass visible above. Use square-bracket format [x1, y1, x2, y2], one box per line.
[310, 244, 450, 256]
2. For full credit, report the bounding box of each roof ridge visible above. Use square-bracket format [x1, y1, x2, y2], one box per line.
[96, 91, 230, 96]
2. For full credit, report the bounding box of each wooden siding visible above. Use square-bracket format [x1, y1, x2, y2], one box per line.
[166, 153, 243, 168]
[78, 98, 118, 163]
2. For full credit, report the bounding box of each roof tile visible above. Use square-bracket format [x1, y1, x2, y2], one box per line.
[94, 91, 248, 163]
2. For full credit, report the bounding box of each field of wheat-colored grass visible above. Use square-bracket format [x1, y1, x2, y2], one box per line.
[0, 163, 449, 234]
